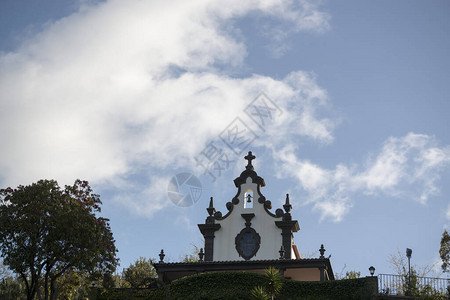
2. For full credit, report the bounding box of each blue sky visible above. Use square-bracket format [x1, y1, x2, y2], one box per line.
[1, 0, 449, 278]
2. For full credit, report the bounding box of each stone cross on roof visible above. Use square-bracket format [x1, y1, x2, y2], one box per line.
[244, 151, 256, 170]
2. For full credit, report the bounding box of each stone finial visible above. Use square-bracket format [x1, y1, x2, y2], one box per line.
[279, 245, 285, 260]
[283, 194, 292, 213]
[207, 197, 216, 216]
[159, 249, 165, 263]
[198, 248, 205, 261]
[244, 151, 256, 170]
[319, 244, 325, 259]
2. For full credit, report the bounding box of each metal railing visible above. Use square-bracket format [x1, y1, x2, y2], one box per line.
[378, 273, 449, 298]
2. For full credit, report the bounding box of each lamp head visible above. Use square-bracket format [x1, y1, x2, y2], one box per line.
[369, 266, 375, 276]
[406, 248, 412, 258]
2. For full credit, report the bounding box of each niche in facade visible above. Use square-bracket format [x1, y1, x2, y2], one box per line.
[244, 190, 253, 209]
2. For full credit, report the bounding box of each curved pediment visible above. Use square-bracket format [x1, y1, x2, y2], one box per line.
[198, 151, 299, 262]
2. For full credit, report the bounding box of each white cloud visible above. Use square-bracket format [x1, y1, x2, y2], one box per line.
[110, 175, 171, 218]
[0, 0, 332, 217]
[257, 0, 330, 57]
[275, 133, 450, 222]
[362, 133, 450, 203]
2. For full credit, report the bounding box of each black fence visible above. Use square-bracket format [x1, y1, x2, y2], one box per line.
[378, 273, 449, 298]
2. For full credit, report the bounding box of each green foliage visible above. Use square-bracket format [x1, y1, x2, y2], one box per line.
[263, 267, 283, 299]
[0, 260, 9, 280]
[343, 270, 361, 279]
[181, 243, 200, 262]
[416, 284, 449, 299]
[123, 257, 157, 288]
[51, 270, 91, 299]
[397, 268, 448, 299]
[95, 287, 165, 300]
[402, 267, 418, 296]
[111, 272, 131, 288]
[249, 268, 283, 300]
[167, 271, 266, 299]
[0, 179, 118, 300]
[95, 271, 377, 300]
[0, 275, 27, 299]
[388, 248, 446, 297]
[439, 229, 450, 273]
[388, 248, 434, 278]
[251, 286, 270, 300]
[278, 277, 376, 300]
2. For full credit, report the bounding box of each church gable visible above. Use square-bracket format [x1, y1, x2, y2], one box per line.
[156, 152, 334, 284]
[198, 151, 299, 262]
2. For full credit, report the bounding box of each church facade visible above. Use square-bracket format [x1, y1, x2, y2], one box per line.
[154, 152, 334, 283]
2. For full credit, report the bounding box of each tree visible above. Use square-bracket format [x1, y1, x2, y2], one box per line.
[250, 286, 270, 300]
[1, 260, 26, 299]
[181, 243, 200, 263]
[388, 249, 435, 279]
[251, 267, 284, 300]
[264, 267, 284, 300]
[344, 270, 361, 279]
[50, 269, 92, 299]
[123, 257, 157, 288]
[388, 249, 441, 297]
[0, 179, 118, 300]
[439, 230, 449, 273]
[0, 275, 27, 299]
[334, 264, 360, 280]
[0, 260, 9, 280]
[111, 271, 131, 288]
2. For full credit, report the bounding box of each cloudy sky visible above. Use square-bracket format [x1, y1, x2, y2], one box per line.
[1, 0, 449, 277]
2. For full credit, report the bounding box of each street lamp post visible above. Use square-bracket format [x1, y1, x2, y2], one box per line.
[406, 248, 412, 296]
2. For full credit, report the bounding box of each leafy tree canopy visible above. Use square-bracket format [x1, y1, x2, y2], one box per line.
[0, 179, 118, 300]
[181, 243, 200, 263]
[124, 257, 156, 288]
[343, 270, 361, 280]
[0, 259, 10, 280]
[440, 229, 449, 273]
